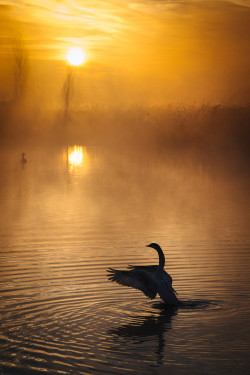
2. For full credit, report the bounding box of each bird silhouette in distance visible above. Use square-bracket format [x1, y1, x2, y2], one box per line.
[21, 153, 27, 169]
[107, 243, 179, 306]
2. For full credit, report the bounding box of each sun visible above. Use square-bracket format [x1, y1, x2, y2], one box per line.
[66, 47, 86, 66]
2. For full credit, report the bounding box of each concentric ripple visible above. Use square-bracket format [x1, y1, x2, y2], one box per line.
[0, 145, 250, 374]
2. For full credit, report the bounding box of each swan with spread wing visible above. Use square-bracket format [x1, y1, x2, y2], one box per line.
[107, 243, 179, 306]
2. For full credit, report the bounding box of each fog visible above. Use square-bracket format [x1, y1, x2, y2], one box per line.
[0, 102, 249, 179]
[1, 3, 250, 375]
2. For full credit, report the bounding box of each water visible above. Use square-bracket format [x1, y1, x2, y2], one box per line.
[0, 144, 249, 375]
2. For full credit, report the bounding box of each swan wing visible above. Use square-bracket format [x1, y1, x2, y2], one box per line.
[127, 265, 158, 274]
[107, 267, 158, 300]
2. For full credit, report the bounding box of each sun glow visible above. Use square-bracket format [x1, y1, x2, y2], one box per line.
[65, 146, 90, 174]
[68, 145, 83, 166]
[66, 47, 86, 66]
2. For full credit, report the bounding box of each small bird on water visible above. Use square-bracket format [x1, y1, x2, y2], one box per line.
[107, 243, 179, 306]
[21, 153, 27, 168]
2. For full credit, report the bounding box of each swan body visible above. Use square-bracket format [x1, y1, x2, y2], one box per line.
[21, 153, 27, 168]
[107, 243, 179, 306]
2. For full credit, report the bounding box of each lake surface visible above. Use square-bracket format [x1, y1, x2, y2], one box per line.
[0, 144, 249, 375]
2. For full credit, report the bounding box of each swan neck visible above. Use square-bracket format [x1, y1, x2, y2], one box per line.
[157, 248, 165, 268]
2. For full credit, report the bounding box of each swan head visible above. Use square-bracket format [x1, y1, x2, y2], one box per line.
[146, 243, 162, 251]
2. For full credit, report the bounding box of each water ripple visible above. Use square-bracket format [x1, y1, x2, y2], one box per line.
[0, 146, 250, 374]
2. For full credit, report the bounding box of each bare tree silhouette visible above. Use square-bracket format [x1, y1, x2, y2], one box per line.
[62, 66, 74, 126]
[13, 35, 29, 108]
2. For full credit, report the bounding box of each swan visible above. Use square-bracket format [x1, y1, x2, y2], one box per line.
[21, 153, 27, 168]
[107, 243, 179, 306]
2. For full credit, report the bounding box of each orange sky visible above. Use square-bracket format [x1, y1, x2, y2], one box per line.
[0, 0, 250, 106]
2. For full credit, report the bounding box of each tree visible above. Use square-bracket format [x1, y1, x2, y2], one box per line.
[62, 66, 74, 125]
[13, 35, 29, 107]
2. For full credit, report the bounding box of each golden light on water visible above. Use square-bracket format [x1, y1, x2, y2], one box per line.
[68, 145, 83, 165]
[66, 47, 86, 66]
[64, 145, 90, 174]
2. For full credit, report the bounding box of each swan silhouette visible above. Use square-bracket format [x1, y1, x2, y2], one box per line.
[107, 243, 179, 306]
[21, 153, 27, 168]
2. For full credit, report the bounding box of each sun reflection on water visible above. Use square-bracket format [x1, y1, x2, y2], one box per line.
[64, 145, 90, 174]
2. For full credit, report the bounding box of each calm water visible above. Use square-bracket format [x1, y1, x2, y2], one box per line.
[0, 144, 249, 375]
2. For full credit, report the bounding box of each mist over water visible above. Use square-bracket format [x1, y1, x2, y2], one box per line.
[1, 0, 250, 371]
[0, 105, 250, 374]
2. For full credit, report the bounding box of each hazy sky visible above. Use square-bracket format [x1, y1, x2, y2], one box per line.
[1, 0, 250, 105]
